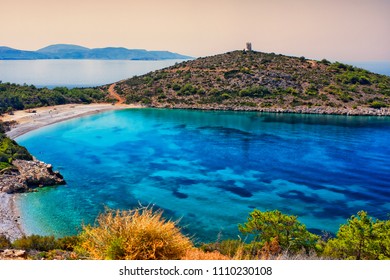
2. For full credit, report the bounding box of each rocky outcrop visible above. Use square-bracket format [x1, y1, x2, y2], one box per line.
[0, 249, 27, 260]
[0, 159, 65, 193]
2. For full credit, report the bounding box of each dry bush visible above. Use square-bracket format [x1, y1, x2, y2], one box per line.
[181, 248, 230, 260]
[77, 207, 193, 260]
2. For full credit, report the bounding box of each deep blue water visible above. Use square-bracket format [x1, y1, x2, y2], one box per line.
[16, 109, 390, 243]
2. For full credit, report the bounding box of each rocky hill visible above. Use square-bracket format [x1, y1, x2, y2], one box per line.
[112, 50, 390, 115]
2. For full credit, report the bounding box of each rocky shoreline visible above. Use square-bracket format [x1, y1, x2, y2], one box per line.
[0, 159, 65, 241]
[0, 159, 65, 194]
[151, 103, 390, 116]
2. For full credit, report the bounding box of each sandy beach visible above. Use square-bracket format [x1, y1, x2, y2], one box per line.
[1, 103, 140, 139]
[0, 102, 141, 241]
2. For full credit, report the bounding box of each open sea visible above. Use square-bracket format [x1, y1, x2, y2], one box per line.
[16, 109, 390, 243]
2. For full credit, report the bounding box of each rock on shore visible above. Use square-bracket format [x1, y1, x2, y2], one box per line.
[0, 159, 65, 194]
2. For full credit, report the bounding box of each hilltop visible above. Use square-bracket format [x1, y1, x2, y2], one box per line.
[0, 44, 192, 60]
[111, 50, 390, 115]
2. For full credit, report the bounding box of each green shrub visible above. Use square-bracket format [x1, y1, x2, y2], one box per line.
[239, 86, 271, 98]
[323, 211, 390, 260]
[370, 100, 387, 109]
[224, 69, 240, 79]
[178, 83, 198, 96]
[0, 234, 11, 249]
[305, 85, 318, 95]
[12, 235, 58, 251]
[57, 236, 80, 251]
[172, 83, 181, 91]
[0, 136, 33, 164]
[141, 98, 152, 105]
[238, 209, 319, 254]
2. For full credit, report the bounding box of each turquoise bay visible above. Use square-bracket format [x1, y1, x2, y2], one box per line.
[16, 109, 390, 242]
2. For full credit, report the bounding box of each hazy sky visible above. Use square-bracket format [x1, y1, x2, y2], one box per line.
[1, 0, 389, 61]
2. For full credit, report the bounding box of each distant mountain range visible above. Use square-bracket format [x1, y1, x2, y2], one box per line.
[0, 44, 193, 60]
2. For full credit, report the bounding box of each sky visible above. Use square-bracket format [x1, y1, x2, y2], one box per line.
[1, 0, 390, 61]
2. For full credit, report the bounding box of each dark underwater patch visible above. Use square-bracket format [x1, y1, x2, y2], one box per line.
[174, 124, 187, 129]
[86, 154, 101, 164]
[172, 190, 189, 199]
[111, 126, 123, 133]
[312, 205, 348, 219]
[198, 126, 252, 136]
[220, 186, 253, 198]
[278, 190, 321, 204]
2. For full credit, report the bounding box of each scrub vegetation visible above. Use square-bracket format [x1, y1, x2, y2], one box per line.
[0, 82, 108, 114]
[1, 208, 389, 260]
[0, 122, 32, 171]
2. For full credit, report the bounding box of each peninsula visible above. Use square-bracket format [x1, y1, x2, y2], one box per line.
[110, 50, 390, 115]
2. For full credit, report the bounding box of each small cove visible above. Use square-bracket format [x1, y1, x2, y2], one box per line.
[16, 109, 390, 243]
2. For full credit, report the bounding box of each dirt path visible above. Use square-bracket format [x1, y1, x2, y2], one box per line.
[108, 83, 126, 105]
[308, 60, 318, 68]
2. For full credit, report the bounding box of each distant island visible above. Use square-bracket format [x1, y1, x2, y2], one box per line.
[0, 44, 193, 60]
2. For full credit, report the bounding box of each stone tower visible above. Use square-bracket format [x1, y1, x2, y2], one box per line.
[246, 42, 252, 51]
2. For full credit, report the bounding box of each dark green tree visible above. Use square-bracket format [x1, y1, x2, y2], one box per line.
[238, 209, 318, 254]
[323, 211, 390, 260]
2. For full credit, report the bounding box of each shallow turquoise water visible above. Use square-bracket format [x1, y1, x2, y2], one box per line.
[16, 109, 390, 242]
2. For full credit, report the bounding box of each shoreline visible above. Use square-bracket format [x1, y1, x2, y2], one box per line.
[149, 103, 390, 116]
[0, 103, 141, 241]
[0, 193, 24, 241]
[1, 103, 141, 140]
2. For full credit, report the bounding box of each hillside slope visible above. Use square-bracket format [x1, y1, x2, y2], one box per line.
[112, 50, 390, 115]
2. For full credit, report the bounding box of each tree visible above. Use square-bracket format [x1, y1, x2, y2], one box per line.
[238, 209, 318, 254]
[323, 211, 390, 260]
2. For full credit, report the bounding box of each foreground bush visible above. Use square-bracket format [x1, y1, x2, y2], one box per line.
[323, 211, 390, 260]
[76, 207, 193, 260]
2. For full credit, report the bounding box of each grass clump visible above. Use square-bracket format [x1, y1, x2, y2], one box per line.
[76, 207, 193, 260]
[0, 234, 12, 249]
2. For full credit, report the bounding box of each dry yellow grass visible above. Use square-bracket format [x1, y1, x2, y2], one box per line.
[77, 207, 193, 260]
[181, 248, 230, 260]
